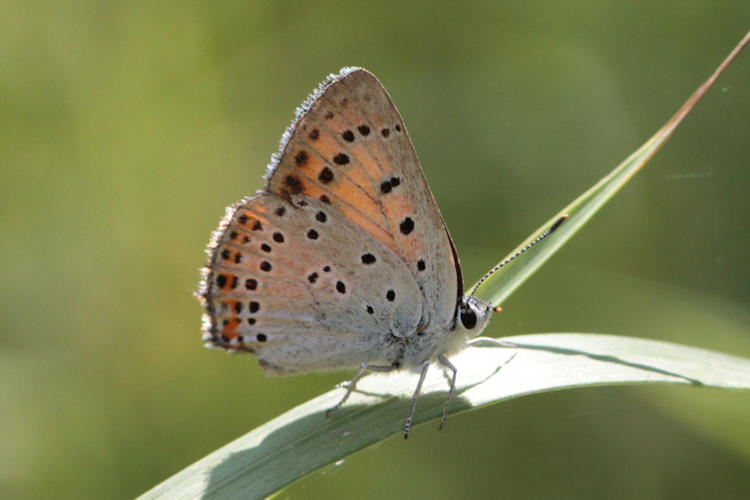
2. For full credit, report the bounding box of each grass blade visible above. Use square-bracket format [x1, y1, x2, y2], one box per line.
[140, 334, 750, 499]
[472, 32, 750, 306]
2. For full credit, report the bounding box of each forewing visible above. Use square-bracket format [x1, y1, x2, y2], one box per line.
[265, 67, 460, 331]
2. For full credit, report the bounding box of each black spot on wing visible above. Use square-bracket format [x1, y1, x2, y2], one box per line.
[333, 153, 349, 165]
[295, 150, 309, 167]
[399, 217, 414, 235]
[361, 253, 376, 264]
[283, 175, 304, 194]
[318, 167, 334, 184]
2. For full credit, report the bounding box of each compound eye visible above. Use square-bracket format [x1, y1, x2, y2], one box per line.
[460, 307, 477, 329]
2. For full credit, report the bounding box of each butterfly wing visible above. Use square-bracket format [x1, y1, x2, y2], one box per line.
[265, 67, 461, 333]
[199, 193, 424, 374]
[199, 67, 462, 374]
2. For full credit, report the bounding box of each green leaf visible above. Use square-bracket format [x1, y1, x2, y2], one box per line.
[472, 31, 750, 306]
[140, 334, 750, 499]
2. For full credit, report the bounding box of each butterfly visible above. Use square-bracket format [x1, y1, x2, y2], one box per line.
[198, 67, 496, 438]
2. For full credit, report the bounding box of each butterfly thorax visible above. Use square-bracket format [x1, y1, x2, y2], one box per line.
[399, 295, 491, 369]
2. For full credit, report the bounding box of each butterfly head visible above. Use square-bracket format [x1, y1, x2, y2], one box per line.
[455, 295, 492, 339]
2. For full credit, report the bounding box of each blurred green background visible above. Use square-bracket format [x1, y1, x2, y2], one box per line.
[2, 1, 749, 498]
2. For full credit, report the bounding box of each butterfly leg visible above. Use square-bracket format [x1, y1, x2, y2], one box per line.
[403, 360, 430, 439]
[326, 362, 397, 418]
[437, 355, 457, 431]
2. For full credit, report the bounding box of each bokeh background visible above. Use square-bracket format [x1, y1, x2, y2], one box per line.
[2, 1, 749, 498]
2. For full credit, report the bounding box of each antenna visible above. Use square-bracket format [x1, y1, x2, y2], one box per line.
[470, 214, 568, 297]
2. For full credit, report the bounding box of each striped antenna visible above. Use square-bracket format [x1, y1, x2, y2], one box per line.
[470, 214, 568, 297]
